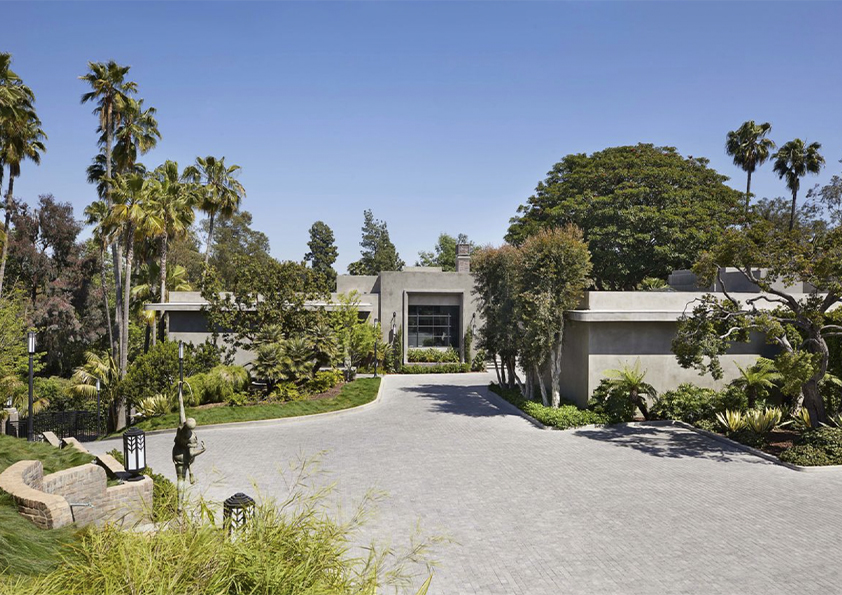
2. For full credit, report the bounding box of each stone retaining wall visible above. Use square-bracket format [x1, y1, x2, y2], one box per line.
[0, 459, 152, 529]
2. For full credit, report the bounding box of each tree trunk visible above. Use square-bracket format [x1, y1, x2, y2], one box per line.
[524, 366, 534, 401]
[631, 388, 650, 420]
[105, 103, 124, 372]
[160, 231, 168, 340]
[745, 170, 752, 215]
[100, 245, 115, 359]
[550, 333, 563, 408]
[747, 386, 756, 410]
[0, 174, 15, 298]
[535, 363, 549, 406]
[121, 226, 134, 377]
[204, 210, 215, 269]
[803, 380, 826, 429]
[499, 355, 507, 388]
[492, 353, 501, 386]
[789, 188, 798, 232]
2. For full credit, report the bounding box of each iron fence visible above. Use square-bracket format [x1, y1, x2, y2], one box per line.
[4, 410, 101, 442]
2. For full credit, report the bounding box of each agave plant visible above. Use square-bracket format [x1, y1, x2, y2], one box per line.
[136, 393, 174, 419]
[788, 407, 812, 431]
[743, 407, 783, 435]
[716, 409, 745, 433]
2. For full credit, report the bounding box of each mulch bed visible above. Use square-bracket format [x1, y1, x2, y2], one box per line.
[761, 428, 798, 457]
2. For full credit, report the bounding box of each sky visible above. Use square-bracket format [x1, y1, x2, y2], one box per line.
[4, 1, 842, 272]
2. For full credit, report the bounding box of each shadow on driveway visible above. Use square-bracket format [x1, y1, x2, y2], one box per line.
[399, 383, 519, 418]
[574, 424, 773, 465]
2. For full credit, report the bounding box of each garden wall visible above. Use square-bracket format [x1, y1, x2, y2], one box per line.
[0, 459, 152, 529]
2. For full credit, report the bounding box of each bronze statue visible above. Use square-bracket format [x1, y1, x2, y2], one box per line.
[172, 381, 205, 511]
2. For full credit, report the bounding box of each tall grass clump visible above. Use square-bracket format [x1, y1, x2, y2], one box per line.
[2, 456, 436, 595]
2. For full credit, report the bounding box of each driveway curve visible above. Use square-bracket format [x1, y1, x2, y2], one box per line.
[90, 373, 842, 594]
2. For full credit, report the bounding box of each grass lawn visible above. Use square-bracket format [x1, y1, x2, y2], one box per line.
[126, 377, 381, 433]
[0, 435, 92, 575]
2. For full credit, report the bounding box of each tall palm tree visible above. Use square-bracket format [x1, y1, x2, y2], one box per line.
[731, 357, 782, 409]
[84, 199, 117, 358]
[0, 53, 34, 126]
[80, 60, 137, 366]
[108, 172, 161, 384]
[182, 156, 246, 270]
[0, 110, 46, 297]
[725, 121, 776, 213]
[71, 351, 120, 432]
[109, 97, 160, 174]
[773, 139, 825, 231]
[604, 360, 657, 420]
[151, 160, 195, 334]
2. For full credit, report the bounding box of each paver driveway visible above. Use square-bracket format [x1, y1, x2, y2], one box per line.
[91, 374, 842, 594]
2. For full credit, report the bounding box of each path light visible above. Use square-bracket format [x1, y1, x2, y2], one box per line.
[27, 331, 35, 442]
[223, 492, 255, 536]
[178, 340, 184, 394]
[390, 311, 397, 340]
[373, 318, 379, 378]
[96, 378, 101, 437]
[123, 427, 147, 480]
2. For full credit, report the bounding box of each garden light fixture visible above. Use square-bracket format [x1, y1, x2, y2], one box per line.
[96, 378, 101, 437]
[123, 427, 147, 480]
[223, 492, 255, 536]
[27, 331, 35, 442]
[373, 318, 379, 378]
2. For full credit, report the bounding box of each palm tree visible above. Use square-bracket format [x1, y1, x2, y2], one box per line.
[0, 110, 46, 297]
[604, 361, 657, 420]
[773, 139, 825, 231]
[84, 199, 117, 358]
[109, 97, 160, 174]
[151, 160, 196, 334]
[182, 156, 246, 270]
[71, 351, 120, 432]
[0, 53, 34, 125]
[80, 61, 137, 365]
[725, 121, 776, 213]
[731, 357, 782, 409]
[307, 321, 339, 374]
[108, 172, 161, 382]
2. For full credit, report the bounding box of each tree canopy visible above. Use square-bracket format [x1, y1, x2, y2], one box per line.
[416, 233, 473, 271]
[506, 144, 742, 290]
[304, 220, 338, 291]
[200, 210, 272, 289]
[347, 209, 403, 275]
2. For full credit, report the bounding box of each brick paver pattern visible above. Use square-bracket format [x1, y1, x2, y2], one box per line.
[91, 374, 842, 594]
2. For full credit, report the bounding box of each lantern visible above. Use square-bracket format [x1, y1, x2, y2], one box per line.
[223, 492, 255, 535]
[122, 427, 147, 480]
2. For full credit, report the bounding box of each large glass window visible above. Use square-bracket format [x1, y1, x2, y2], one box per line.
[408, 305, 460, 348]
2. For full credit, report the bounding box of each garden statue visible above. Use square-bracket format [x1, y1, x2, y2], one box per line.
[172, 383, 205, 511]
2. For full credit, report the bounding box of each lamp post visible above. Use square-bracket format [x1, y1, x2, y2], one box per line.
[123, 427, 147, 480]
[178, 340, 184, 398]
[223, 492, 255, 537]
[373, 318, 379, 378]
[96, 378, 101, 437]
[27, 331, 35, 442]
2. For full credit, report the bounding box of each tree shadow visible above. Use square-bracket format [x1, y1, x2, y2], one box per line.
[399, 383, 522, 419]
[573, 424, 774, 465]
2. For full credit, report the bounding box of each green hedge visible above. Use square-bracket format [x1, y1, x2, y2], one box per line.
[406, 347, 460, 363]
[400, 363, 470, 374]
[780, 427, 842, 466]
[489, 384, 608, 429]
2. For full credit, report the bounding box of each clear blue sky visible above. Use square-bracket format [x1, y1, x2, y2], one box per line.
[4, 2, 842, 272]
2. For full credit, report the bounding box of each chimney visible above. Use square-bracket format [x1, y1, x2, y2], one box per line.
[455, 244, 471, 273]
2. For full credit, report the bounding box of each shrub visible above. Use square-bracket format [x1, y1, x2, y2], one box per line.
[271, 382, 302, 402]
[588, 379, 635, 423]
[400, 363, 470, 374]
[729, 428, 767, 449]
[305, 370, 344, 395]
[780, 427, 842, 466]
[37, 377, 83, 413]
[184, 366, 250, 405]
[183, 373, 206, 406]
[225, 392, 249, 407]
[406, 347, 460, 363]
[715, 409, 745, 433]
[651, 384, 718, 424]
[471, 349, 487, 372]
[490, 383, 608, 429]
[743, 407, 784, 435]
[136, 394, 174, 419]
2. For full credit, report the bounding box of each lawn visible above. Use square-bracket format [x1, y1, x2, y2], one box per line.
[126, 377, 381, 433]
[0, 435, 92, 575]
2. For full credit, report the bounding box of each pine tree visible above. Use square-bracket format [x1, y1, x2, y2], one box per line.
[304, 220, 338, 290]
[347, 209, 404, 275]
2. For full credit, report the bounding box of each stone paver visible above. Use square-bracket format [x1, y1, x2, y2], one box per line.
[90, 374, 842, 594]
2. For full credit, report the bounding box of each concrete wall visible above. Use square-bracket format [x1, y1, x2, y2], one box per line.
[0, 460, 153, 529]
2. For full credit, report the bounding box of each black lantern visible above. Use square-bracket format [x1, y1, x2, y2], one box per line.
[373, 318, 379, 378]
[27, 331, 36, 442]
[122, 427, 147, 480]
[223, 492, 255, 535]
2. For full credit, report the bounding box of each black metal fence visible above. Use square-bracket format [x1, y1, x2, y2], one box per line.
[4, 410, 101, 442]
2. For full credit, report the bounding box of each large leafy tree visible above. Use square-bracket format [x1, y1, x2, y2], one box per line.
[725, 120, 776, 213]
[506, 144, 742, 290]
[772, 139, 825, 231]
[672, 219, 842, 427]
[304, 220, 338, 291]
[182, 156, 246, 271]
[416, 233, 473, 272]
[201, 210, 272, 289]
[347, 209, 403, 275]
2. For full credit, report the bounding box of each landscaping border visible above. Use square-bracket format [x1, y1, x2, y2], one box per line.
[479, 386, 842, 472]
[100, 377, 387, 441]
